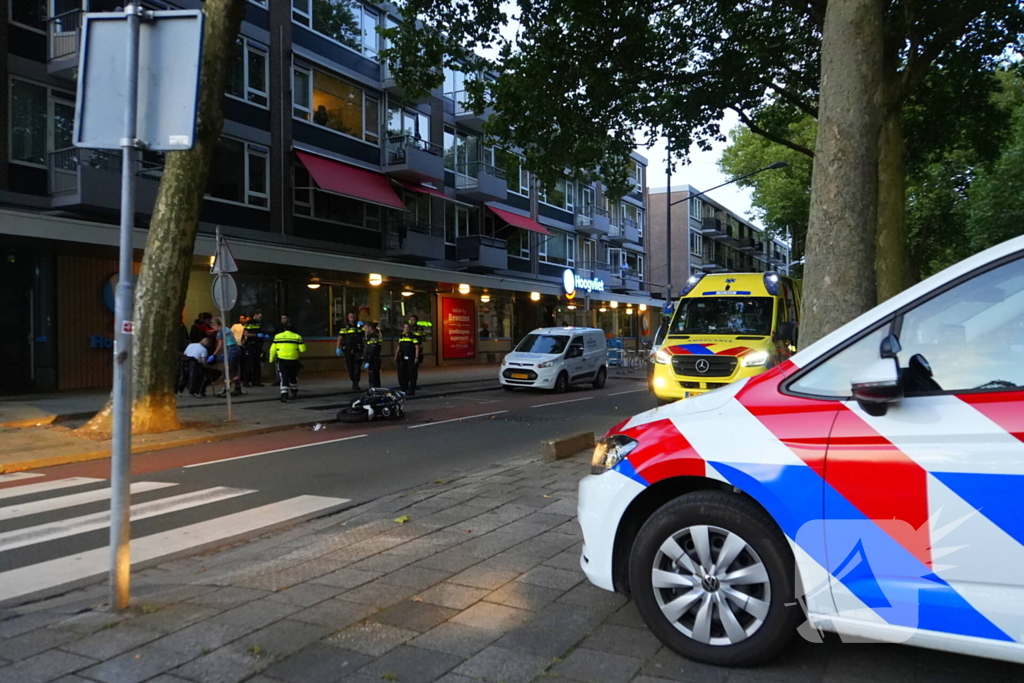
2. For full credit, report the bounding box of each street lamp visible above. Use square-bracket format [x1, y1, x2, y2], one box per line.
[669, 161, 789, 208]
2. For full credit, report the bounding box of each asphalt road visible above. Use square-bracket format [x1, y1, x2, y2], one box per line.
[0, 378, 655, 604]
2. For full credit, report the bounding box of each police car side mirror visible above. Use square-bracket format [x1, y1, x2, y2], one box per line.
[851, 358, 903, 417]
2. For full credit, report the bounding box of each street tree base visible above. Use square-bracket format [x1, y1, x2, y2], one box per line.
[78, 393, 182, 437]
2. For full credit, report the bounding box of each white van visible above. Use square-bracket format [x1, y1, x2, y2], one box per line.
[500, 327, 608, 392]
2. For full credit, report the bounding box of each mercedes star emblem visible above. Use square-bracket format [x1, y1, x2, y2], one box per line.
[695, 358, 711, 374]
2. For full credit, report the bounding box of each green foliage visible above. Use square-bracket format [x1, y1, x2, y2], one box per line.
[967, 107, 1024, 255]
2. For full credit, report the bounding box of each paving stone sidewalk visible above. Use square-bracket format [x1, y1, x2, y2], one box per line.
[0, 454, 1013, 683]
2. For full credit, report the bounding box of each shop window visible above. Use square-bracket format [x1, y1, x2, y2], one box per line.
[227, 38, 269, 107]
[287, 283, 330, 338]
[292, 65, 379, 144]
[233, 274, 278, 322]
[207, 137, 270, 208]
[292, 0, 379, 60]
[479, 294, 512, 339]
[393, 291, 432, 341]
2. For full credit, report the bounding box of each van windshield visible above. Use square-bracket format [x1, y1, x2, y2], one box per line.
[670, 297, 775, 336]
[516, 334, 570, 354]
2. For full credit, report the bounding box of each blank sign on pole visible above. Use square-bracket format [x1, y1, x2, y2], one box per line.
[74, 10, 204, 151]
[212, 274, 238, 312]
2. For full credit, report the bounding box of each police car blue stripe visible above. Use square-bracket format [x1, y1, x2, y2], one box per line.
[708, 461, 1013, 642]
[612, 459, 650, 487]
[931, 471, 1024, 548]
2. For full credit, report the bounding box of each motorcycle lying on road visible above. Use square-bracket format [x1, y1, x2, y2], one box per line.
[336, 387, 406, 423]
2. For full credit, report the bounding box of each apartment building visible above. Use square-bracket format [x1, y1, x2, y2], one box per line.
[0, 0, 658, 393]
[648, 185, 791, 299]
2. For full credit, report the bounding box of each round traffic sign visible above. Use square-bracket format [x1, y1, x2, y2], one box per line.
[212, 273, 238, 311]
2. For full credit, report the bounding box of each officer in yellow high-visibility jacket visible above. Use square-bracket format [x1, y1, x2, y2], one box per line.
[268, 325, 306, 402]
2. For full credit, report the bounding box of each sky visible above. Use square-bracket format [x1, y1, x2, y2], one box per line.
[639, 110, 759, 225]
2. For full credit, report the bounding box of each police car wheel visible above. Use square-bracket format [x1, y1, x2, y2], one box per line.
[592, 366, 607, 389]
[629, 490, 800, 667]
[554, 372, 569, 394]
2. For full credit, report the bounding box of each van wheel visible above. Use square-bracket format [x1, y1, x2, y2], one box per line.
[593, 366, 607, 389]
[629, 491, 800, 667]
[554, 372, 569, 394]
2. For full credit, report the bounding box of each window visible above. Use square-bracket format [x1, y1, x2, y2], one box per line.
[443, 66, 466, 101]
[624, 251, 643, 275]
[292, 65, 379, 144]
[607, 247, 623, 269]
[207, 137, 269, 208]
[445, 203, 469, 244]
[9, 78, 75, 167]
[608, 200, 620, 226]
[516, 334, 570, 354]
[479, 294, 512, 339]
[671, 297, 775, 336]
[11, 0, 44, 30]
[506, 229, 530, 259]
[228, 38, 269, 107]
[293, 0, 379, 59]
[582, 186, 594, 214]
[541, 229, 572, 266]
[690, 231, 703, 257]
[443, 126, 456, 171]
[581, 239, 596, 268]
[789, 325, 890, 399]
[293, 162, 384, 229]
[629, 159, 644, 188]
[392, 105, 430, 141]
[540, 178, 574, 211]
[689, 197, 702, 219]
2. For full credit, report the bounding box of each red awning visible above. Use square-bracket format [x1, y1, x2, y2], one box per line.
[394, 180, 449, 200]
[487, 205, 550, 235]
[295, 151, 405, 210]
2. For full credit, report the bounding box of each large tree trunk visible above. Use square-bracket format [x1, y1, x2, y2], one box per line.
[79, 0, 246, 436]
[875, 103, 909, 301]
[801, 0, 884, 347]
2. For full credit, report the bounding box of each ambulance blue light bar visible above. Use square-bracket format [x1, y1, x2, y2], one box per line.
[679, 273, 706, 296]
[763, 272, 780, 295]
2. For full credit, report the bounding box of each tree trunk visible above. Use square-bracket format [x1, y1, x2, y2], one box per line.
[79, 0, 246, 436]
[875, 104, 909, 302]
[801, 0, 884, 348]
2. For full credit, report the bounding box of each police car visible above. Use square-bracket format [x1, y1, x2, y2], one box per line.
[579, 235, 1024, 666]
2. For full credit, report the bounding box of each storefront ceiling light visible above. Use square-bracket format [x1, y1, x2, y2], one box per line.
[599, 307, 607, 312]
[530, 292, 541, 302]
[639, 304, 647, 311]
[458, 283, 471, 294]
[480, 295, 491, 303]
[610, 301, 619, 309]
[369, 273, 383, 286]
[626, 308, 634, 314]
[567, 304, 576, 310]
[401, 291, 414, 297]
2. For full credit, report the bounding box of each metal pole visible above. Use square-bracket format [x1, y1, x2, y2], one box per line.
[110, 1, 142, 611]
[216, 229, 233, 422]
[665, 139, 672, 304]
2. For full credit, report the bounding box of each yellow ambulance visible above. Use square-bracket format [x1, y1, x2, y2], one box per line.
[651, 272, 801, 402]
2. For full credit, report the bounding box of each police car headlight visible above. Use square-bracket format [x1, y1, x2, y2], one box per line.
[591, 435, 639, 474]
[654, 349, 672, 365]
[537, 360, 554, 368]
[501, 357, 509, 367]
[742, 351, 770, 367]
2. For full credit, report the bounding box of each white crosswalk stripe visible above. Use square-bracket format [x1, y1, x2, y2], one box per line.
[0, 472, 44, 483]
[0, 477, 350, 606]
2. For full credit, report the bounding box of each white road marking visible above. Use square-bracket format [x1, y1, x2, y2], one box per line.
[0, 473, 43, 483]
[0, 495, 348, 604]
[407, 410, 508, 429]
[608, 388, 647, 396]
[0, 487, 254, 551]
[184, 434, 368, 468]
[0, 482, 178, 521]
[0, 477, 105, 501]
[532, 396, 595, 408]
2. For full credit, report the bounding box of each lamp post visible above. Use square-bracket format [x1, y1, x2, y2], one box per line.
[669, 161, 789, 209]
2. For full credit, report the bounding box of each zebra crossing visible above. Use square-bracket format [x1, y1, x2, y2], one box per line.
[0, 475, 348, 605]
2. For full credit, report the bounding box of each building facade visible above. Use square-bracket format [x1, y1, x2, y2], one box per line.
[648, 185, 791, 300]
[0, 0, 658, 393]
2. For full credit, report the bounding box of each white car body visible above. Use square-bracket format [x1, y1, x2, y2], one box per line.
[500, 327, 608, 390]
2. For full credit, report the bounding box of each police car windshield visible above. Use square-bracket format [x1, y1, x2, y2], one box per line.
[671, 297, 774, 336]
[516, 334, 570, 354]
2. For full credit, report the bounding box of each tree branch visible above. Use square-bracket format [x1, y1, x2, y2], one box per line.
[768, 83, 818, 118]
[897, 8, 978, 107]
[729, 106, 815, 158]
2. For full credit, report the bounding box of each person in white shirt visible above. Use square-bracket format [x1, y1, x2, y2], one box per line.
[178, 338, 220, 397]
[183, 341, 208, 362]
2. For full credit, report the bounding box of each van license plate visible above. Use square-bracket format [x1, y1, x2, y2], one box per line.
[511, 373, 529, 380]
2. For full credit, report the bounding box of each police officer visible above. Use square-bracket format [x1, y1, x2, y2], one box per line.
[242, 311, 267, 387]
[269, 324, 306, 402]
[335, 312, 364, 391]
[407, 314, 430, 391]
[363, 320, 383, 389]
[395, 322, 421, 395]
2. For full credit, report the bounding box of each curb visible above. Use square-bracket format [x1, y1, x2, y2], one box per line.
[542, 431, 595, 462]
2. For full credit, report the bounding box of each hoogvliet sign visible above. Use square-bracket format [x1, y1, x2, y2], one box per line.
[442, 297, 476, 359]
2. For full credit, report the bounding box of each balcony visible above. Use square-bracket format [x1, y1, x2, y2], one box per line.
[454, 162, 507, 202]
[48, 9, 83, 79]
[768, 250, 788, 267]
[700, 216, 726, 237]
[611, 268, 643, 293]
[49, 148, 162, 211]
[737, 236, 763, 253]
[710, 223, 739, 247]
[607, 219, 640, 245]
[456, 234, 508, 272]
[384, 135, 445, 184]
[448, 90, 492, 132]
[383, 220, 446, 264]
[575, 206, 609, 236]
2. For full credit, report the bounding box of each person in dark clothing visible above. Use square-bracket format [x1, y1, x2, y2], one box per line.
[407, 315, 429, 391]
[479, 323, 490, 338]
[243, 311, 267, 387]
[335, 312, 364, 391]
[363, 320, 383, 388]
[189, 312, 214, 343]
[395, 323, 422, 395]
[274, 314, 291, 335]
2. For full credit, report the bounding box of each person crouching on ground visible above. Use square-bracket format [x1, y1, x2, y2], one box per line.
[269, 324, 306, 402]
